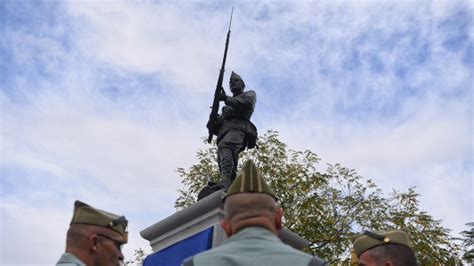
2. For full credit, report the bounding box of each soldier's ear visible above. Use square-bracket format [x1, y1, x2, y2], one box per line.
[88, 234, 99, 253]
[220, 219, 233, 237]
[274, 208, 283, 231]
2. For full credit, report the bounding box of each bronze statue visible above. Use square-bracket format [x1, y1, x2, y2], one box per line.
[215, 71, 257, 188]
[200, 10, 258, 199]
[202, 72, 257, 199]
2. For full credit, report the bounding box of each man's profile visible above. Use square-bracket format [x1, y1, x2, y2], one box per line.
[56, 200, 128, 266]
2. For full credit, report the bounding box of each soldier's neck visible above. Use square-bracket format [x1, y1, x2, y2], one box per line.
[231, 217, 278, 236]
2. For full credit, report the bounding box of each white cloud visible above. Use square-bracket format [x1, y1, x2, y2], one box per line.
[416, 161, 473, 234]
[1, 93, 199, 262]
[1, 50, 207, 263]
[0, 199, 69, 264]
[1, 0, 472, 264]
[64, 1, 228, 93]
[274, 93, 472, 236]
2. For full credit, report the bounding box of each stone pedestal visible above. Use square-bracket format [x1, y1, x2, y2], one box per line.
[140, 191, 309, 265]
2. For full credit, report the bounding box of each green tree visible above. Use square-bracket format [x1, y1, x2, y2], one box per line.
[175, 130, 460, 264]
[386, 188, 461, 265]
[459, 222, 474, 263]
[124, 248, 148, 266]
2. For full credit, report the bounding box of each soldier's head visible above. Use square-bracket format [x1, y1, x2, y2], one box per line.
[64, 200, 128, 266]
[220, 160, 281, 237]
[230, 71, 245, 96]
[351, 230, 418, 266]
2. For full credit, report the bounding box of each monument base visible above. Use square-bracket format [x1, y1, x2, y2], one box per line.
[140, 191, 309, 265]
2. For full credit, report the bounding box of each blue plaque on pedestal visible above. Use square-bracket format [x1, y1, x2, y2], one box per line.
[143, 227, 214, 266]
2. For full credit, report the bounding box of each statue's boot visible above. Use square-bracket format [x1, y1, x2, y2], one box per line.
[207, 180, 218, 187]
[197, 180, 224, 201]
[217, 173, 233, 191]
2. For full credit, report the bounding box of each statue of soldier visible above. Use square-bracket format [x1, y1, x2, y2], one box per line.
[207, 71, 257, 192]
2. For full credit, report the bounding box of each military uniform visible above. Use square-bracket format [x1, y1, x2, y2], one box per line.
[216, 72, 257, 188]
[56, 252, 86, 266]
[190, 226, 324, 266]
[184, 160, 327, 266]
[217, 89, 256, 187]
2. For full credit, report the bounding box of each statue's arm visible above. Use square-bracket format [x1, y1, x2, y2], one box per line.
[225, 90, 256, 110]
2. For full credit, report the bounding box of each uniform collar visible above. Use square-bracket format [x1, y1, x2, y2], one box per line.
[226, 226, 278, 243]
[56, 252, 86, 265]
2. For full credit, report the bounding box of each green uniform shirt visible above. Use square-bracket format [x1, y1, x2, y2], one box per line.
[188, 226, 326, 266]
[56, 252, 86, 266]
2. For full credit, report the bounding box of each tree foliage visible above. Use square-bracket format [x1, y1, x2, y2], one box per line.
[175, 130, 461, 264]
[124, 248, 147, 266]
[387, 188, 461, 265]
[459, 222, 474, 263]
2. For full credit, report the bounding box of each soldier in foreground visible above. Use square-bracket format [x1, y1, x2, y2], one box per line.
[183, 160, 327, 266]
[56, 200, 128, 266]
[351, 230, 418, 266]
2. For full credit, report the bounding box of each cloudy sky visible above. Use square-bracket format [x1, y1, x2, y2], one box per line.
[1, 0, 472, 264]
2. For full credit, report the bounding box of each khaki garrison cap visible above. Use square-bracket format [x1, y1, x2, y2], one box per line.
[70, 200, 128, 242]
[224, 160, 276, 201]
[230, 71, 245, 88]
[351, 230, 412, 257]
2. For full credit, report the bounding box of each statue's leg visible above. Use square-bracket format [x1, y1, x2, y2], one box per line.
[217, 146, 223, 179]
[217, 147, 234, 188]
[231, 141, 245, 184]
[217, 130, 245, 188]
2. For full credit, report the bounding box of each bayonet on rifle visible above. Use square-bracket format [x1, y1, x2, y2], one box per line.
[207, 8, 233, 143]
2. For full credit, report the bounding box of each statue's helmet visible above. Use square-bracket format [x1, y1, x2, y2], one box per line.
[230, 71, 245, 92]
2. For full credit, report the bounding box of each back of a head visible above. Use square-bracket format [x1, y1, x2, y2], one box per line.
[225, 192, 277, 223]
[369, 244, 418, 266]
[66, 224, 88, 249]
[223, 160, 281, 234]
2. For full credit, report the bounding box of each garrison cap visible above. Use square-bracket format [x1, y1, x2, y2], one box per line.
[230, 71, 245, 89]
[351, 230, 412, 257]
[224, 160, 276, 201]
[70, 200, 128, 242]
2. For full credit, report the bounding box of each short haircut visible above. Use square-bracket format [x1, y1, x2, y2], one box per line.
[224, 193, 277, 223]
[66, 224, 88, 248]
[66, 223, 120, 249]
[369, 243, 418, 266]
